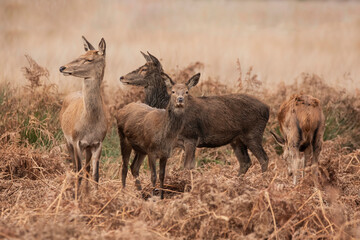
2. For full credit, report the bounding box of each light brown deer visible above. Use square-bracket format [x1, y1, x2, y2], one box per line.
[271, 94, 325, 185]
[116, 73, 200, 199]
[59, 36, 109, 184]
[120, 52, 270, 180]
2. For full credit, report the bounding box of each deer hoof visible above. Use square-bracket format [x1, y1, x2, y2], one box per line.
[135, 179, 142, 191]
[261, 162, 268, 172]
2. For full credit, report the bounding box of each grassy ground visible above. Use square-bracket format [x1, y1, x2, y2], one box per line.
[0, 56, 359, 239]
[1, 1, 360, 239]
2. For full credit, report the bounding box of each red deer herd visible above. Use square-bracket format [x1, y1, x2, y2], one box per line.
[60, 37, 325, 199]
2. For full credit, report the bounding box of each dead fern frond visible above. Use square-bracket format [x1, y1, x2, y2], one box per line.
[173, 62, 204, 84]
[21, 54, 49, 88]
[236, 59, 262, 95]
[236, 58, 243, 91]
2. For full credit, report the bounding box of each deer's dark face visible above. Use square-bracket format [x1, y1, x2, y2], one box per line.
[120, 52, 169, 88]
[120, 62, 161, 87]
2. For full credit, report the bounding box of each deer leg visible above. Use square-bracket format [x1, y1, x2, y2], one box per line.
[91, 142, 102, 183]
[74, 142, 83, 187]
[148, 155, 157, 196]
[174, 138, 185, 167]
[183, 140, 196, 169]
[66, 142, 76, 172]
[130, 152, 146, 191]
[303, 145, 313, 178]
[288, 146, 301, 185]
[159, 157, 167, 199]
[120, 136, 132, 188]
[130, 153, 145, 176]
[231, 138, 252, 176]
[85, 147, 92, 180]
[293, 150, 301, 185]
[311, 130, 323, 185]
[246, 137, 269, 173]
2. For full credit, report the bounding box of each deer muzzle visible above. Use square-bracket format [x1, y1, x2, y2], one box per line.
[119, 76, 131, 84]
[59, 66, 72, 76]
[176, 97, 185, 108]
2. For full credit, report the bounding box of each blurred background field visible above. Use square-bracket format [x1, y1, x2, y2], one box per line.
[1, 0, 360, 92]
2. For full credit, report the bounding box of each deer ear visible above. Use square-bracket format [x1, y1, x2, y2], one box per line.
[141, 51, 151, 62]
[147, 52, 162, 70]
[82, 36, 95, 51]
[270, 131, 285, 146]
[161, 72, 175, 86]
[98, 38, 106, 55]
[186, 73, 200, 89]
[162, 72, 175, 88]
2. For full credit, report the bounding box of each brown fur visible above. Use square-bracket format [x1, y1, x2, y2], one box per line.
[271, 94, 325, 185]
[119, 52, 270, 179]
[59, 36, 109, 184]
[116, 74, 200, 199]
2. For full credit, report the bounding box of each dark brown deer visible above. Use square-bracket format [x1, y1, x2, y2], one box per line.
[120, 52, 270, 179]
[270, 94, 325, 185]
[59, 36, 109, 184]
[116, 73, 200, 199]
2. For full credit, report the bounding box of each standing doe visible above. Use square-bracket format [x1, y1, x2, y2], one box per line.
[271, 94, 325, 185]
[116, 73, 200, 199]
[59, 36, 109, 184]
[120, 52, 270, 178]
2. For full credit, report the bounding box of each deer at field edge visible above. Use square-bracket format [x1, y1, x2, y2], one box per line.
[270, 94, 325, 185]
[59, 36, 109, 185]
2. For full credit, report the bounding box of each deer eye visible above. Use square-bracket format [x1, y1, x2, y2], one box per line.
[86, 59, 93, 62]
[172, 90, 175, 94]
[185, 91, 189, 94]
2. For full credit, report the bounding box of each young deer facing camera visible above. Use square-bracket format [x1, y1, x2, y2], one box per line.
[116, 73, 200, 199]
[59, 36, 109, 184]
[271, 94, 325, 185]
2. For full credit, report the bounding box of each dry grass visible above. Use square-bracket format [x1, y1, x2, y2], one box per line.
[0, 56, 62, 150]
[0, 140, 359, 239]
[0, 55, 359, 239]
[1, 1, 360, 239]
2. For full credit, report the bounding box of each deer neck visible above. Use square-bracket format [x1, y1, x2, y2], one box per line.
[82, 69, 105, 120]
[144, 72, 170, 109]
[162, 103, 185, 141]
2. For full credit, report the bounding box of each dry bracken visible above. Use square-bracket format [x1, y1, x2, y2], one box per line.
[0, 59, 359, 239]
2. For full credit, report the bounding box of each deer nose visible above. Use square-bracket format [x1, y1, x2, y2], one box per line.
[119, 76, 124, 81]
[177, 97, 184, 103]
[59, 66, 66, 72]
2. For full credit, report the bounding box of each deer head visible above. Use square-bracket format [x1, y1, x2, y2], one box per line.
[166, 73, 200, 114]
[119, 51, 168, 88]
[59, 36, 106, 79]
[271, 131, 294, 176]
